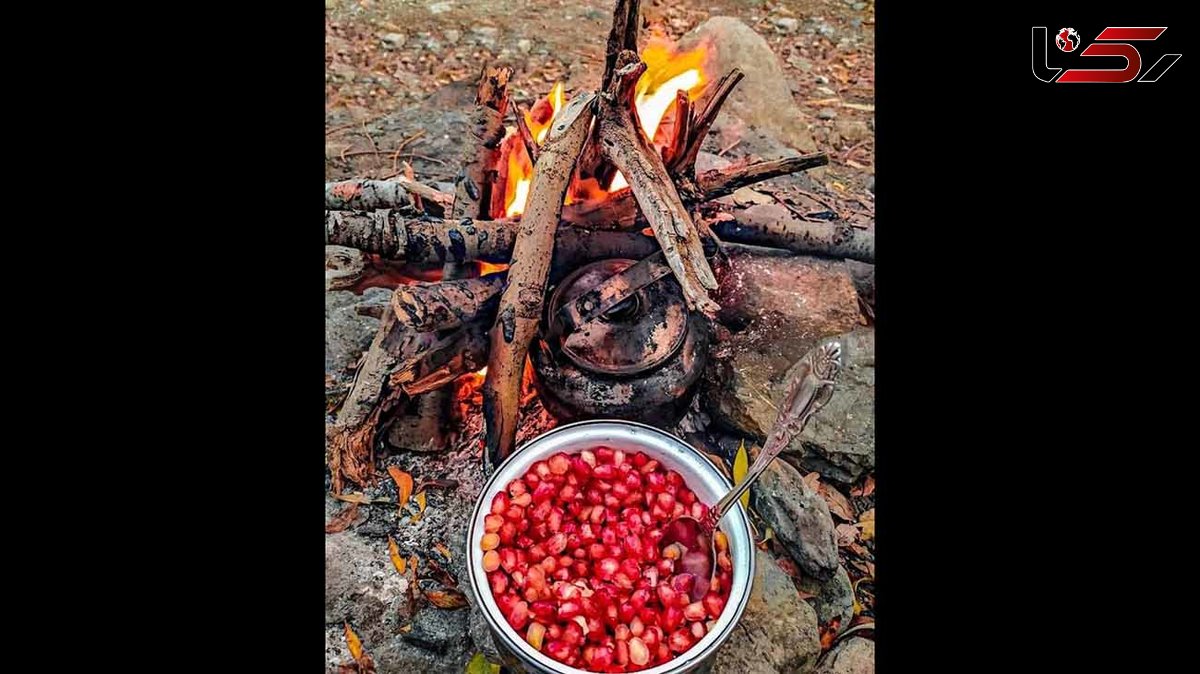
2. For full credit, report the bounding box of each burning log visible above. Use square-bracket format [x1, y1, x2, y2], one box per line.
[452, 66, 513, 220]
[398, 327, 489, 396]
[512, 99, 540, 165]
[597, 50, 718, 314]
[709, 205, 875, 264]
[325, 178, 451, 216]
[695, 154, 831, 201]
[672, 69, 745, 177]
[391, 274, 506, 333]
[483, 91, 597, 466]
[326, 245, 366, 291]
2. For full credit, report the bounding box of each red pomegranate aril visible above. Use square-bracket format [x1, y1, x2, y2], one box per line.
[534, 461, 552, 479]
[508, 601, 530, 630]
[691, 621, 706, 639]
[639, 459, 659, 474]
[593, 463, 618, 480]
[645, 472, 666, 492]
[532, 480, 557, 504]
[642, 625, 661, 647]
[545, 639, 571, 662]
[612, 449, 626, 466]
[505, 505, 526, 521]
[717, 551, 733, 572]
[595, 447, 614, 463]
[499, 548, 518, 572]
[668, 628, 694, 653]
[491, 492, 510, 515]
[656, 582, 676, 607]
[683, 601, 706, 622]
[618, 601, 636, 623]
[530, 600, 556, 621]
[511, 492, 532, 507]
[666, 470, 683, 487]
[656, 643, 671, 663]
[563, 621, 585, 646]
[546, 533, 568, 555]
[655, 492, 675, 510]
[559, 484, 578, 502]
[573, 560, 590, 577]
[663, 605, 684, 631]
[616, 639, 630, 666]
[671, 573, 695, 595]
[629, 615, 646, 636]
[657, 558, 675, 576]
[703, 592, 725, 618]
[677, 488, 696, 506]
[614, 572, 634, 589]
[587, 616, 606, 641]
[528, 544, 546, 560]
[556, 599, 582, 621]
[590, 645, 614, 668]
[483, 514, 504, 533]
[541, 556, 559, 574]
[590, 507, 607, 524]
[631, 451, 649, 468]
[628, 636, 649, 665]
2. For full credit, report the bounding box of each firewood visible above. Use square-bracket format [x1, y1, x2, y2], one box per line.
[483, 91, 598, 467]
[673, 69, 745, 177]
[709, 207, 874, 264]
[398, 326, 489, 396]
[452, 65, 513, 220]
[596, 50, 718, 314]
[512, 99, 539, 165]
[326, 245, 366, 291]
[325, 178, 451, 216]
[696, 153, 831, 201]
[602, 0, 641, 93]
[662, 90, 691, 170]
[391, 273, 506, 333]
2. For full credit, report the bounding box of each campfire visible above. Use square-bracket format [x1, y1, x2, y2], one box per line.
[324, 0, 874, 495]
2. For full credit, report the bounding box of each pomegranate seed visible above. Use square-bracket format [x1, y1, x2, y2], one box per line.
[505, 505, 525, 521]
[491, 492, 510, 515]
[666, 471, 683, 487]
[683, 602, 706, 621]
[657, 558, 675, 575]
[489, 571, 508, 594]
[548, 624, 563, 639]
[663, 542, 684, 560]
[615, 624, 631, 641]
[532, 481, 557, 504]
[580, 450, 597, 467]
[483, 514, 504, 533]
[546, 533, 568, 555]
[639, 459, 659, 474]
[618, 601, 636, 623]
[586, 616, 605, 642]
[555, 582, 581, 601]
[593, 464, 617, 480]
[642, 626, 661, 646]
[691, 502, 708, 520]
[629, 615, 645, 636]
[528, 544, 546, 560]
[691, 621, 706, 639]
[668, 628, 693, 653]
[479, 533, 500, 551]
[656, 643, 670, 662]
[628, 636, 649, 665]
[545, 639, 570, 662]
[717, 551, 732, 572]
[616, 639, 629, 666]
[573, 560, 590, 577]
[508, 601, 529, 630]
[559, 484, 577, 501]
[530, 600, 556, 622]
[534, 461, 551, 479]
[663, 605, 684, 631]
[677, 488, 696, 506]
[630, 588, 650, 609]
[511, 492, 532, 507]
[703, 592, 725, 618]
[563, 621, 584, 646]
[499, 548, 517, 572]
[527, 622, 546, 650]
[558, 600, 582, 620]
[595, 447, 614, 463]
[612, 449, 625, 466]
[656, 492, 675, 510]
[671, 573, 695, 595]
[590, 645, 614, 668]
[645, 472, 666, 492]
[656, 583, 676, 607]
[482, 549, 500, 572]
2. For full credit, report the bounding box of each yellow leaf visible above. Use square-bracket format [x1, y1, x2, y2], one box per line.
[733, 440, 750, 510]
[388, 537, 406, 575]
[388, 466, 414, 508]
[398, 623, 413, 633]
[435, 542, 452, 562]
[859, 508, 875, 541]
[344, 622, 364, 661]
[410, 491, 427, 523]
[465, 653, 489, 674]
[409, 554, 419, 576]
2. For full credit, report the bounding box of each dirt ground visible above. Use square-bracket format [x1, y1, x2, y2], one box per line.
[325, 0, 874, 203]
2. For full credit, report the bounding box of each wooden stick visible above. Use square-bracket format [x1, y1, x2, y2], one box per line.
[513, 100, 539, 165]
[326, 245, 366, 291]
[602, 0, 641, 93]
[709, 205, 874, 264]
[596, 51, 718, 314]
[674, 69, 744, 177]
[452, 65, 513, 220]
[697, 153, 830, 201]
[391, 273, 506, 333]
[483, 92, 597, 467]
[398, 327, 489, 396]
[325, 179, 451, 216]
[664, 90, 691, 171]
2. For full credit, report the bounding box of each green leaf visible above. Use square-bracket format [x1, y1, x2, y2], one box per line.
[734, 440, 750, 509]
[465, 653, 500, 674]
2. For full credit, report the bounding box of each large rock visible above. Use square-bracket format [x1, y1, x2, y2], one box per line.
[753, 458, 839, 580]
[325, 531, 413, 643]
[325, 288, 387, 383]
[798, 564, 855, 630]
[681, 17, 819, 156]
[712, 550, 822, 674]
[704, 253, 863, 442]
[815, 637, 875, 674]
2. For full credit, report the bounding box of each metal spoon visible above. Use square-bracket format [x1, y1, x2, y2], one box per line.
[660, 340, 843, 601]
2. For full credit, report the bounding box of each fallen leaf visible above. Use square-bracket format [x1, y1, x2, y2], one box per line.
[388, 466, 414, 508]
[423, 555, 459, 588]
[802, 471, 822, 492]
[465, 652, 501, 674]
[858, 508, 875, 541]
[409, 555, 419, 574]
[733, 440, 751, 510]
[424, 587, 469, 609]
[862, 475, 875, 497]
[388, 537, 406, 575]
[344, 622, 364, 661]
[410, 491, 427, 523]
[841, 102, 875, 112]
[333, 492, 374, 505]
[434, 543, 452, 562]
[819, 483, 857, 522]
[398, 623, 413, 634]
[835, 523, 860, 547]
[326, 504, 361, 533]
[847, 542, 870, 557]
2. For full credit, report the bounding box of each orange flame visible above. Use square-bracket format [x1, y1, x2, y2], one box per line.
[502, 38, 709, 215]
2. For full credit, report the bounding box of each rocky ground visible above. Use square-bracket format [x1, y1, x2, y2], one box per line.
[326, 1, 875, 672]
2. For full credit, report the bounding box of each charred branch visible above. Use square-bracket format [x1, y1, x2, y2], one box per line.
[709, 205, 874, 264]
[391, 273, 506, 333]
[452, 65, 513, 220]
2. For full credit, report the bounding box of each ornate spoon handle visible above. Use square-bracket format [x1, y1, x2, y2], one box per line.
[710, 340, 843, 525]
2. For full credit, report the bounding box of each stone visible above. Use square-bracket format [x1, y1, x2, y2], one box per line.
[852, 2, 868, 11]
[516, 38, 532, 53]
[443, 29, 461, 45]
[380, 32, 406, 49]
[752, 458, 840, 580]
[773, 17, 800, 33]
[835, 119, 871, 144]
[711, 550, 822, 674]
[325, 531, 413, 641]
[325, 288, 387, 384]
[798, 564, 855, 630]
[818, 108, 838, 120]
[816, 637, 875, 674]
[705, 250, 863, 439]
[680, 17, 818, 155]
[427, 2, 452, 14]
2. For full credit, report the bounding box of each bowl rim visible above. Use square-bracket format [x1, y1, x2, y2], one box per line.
[466, 419, 755, 674]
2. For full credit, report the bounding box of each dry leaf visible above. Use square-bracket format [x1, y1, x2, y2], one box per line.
[388, 537, 406, 575]
[862, 475, 875, 497]
[847, 542, 870, 557]
[326, 504, 361, 533]
[819, 483, 857, 522]
[851, 577, 871, 616]
[344, 622, 364, 661]
[733, 440, 750, 510]
[398, 623, 413, 634]
[802, 471, 822, 491]
[333, 492, 373, 505]
[424, 587, 469, 609]
[434, 543, 452, 562]
[423, 555, 459, 588]
[835, 523, 860, 547]
[410, 491, 427, 523]
[858, 508, 875, 541]
[388, 466, 414, 508]
[466, 652, 501, 674]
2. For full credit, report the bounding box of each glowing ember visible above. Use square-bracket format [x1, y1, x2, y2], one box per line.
[478, 261, 509, 275]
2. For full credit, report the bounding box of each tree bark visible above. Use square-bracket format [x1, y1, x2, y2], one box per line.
[697, 154, 830, 201]
[483, 91, 597, 467]
[452, 65, 513, 220]
[709, 204, 875, 264]
[602, 0, 641, 93]
[596, 51, 718, 314]
[391, 273, 506, 333]
[326, 179, 451, 216]
[325, 210, 518, 264]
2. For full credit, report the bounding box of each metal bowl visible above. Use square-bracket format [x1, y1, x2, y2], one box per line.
[467, 420, 755, 674]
